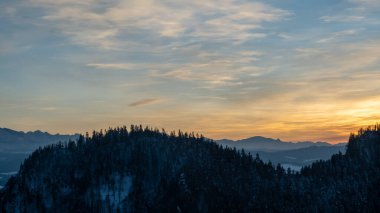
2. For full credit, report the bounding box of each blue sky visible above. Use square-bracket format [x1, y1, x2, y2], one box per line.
[1, 0, 380, 142]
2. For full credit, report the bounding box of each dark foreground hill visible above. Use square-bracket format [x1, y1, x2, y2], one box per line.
[1, 125, 380, 212]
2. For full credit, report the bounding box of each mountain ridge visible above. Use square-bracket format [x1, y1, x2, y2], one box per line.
[0, 127, 79, 141]
[0, 127, 79, 188]
[218, 135, 336, 144]
[216, 135, 344, 152]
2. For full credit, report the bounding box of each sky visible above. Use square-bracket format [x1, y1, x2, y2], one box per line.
[1, 0, 380, 143]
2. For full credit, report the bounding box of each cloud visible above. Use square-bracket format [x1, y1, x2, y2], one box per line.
[39, 107, 57, 111]
[349, 0, 380, 7]
[316, 29, 360, 43]
[26, 0, 291, 49]
[30, 0, 92, 5]
[295, 48, 325, 57]
[239, 51, 264, 56]
[151, 59, 265, 87]
[129, 98, 161, 107]
[320, 15, 365, 22]
[152, 69, 193, 80]
[87, 63, 136, 70]
[86, 62, 174, 72]
[277, 33, 294, 40]
[318, 0, 380, 28]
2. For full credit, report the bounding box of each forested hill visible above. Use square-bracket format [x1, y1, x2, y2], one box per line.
[1, 125, 380, 212]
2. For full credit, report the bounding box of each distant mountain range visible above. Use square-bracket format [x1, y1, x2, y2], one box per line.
[216, 136, 346, 170]
[0, 127, 79, 152]
[0, 128, 79, 187]
[255, 145, 346, 170]
[216, 136, 345, 152]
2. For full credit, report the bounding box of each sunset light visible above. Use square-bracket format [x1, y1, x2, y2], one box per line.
[1, 0, 379, 142]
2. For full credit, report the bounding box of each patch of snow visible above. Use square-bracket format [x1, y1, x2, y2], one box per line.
[0, 171, 18, 175]
[99, 175, 132, 208]
[281, 164, 302, 172]
[61, 186, 72, 195]
[284, 156, 296, 160]
[303, 158, 319, 163]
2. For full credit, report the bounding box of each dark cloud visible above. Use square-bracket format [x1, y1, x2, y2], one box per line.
[129, 98, 160, 107]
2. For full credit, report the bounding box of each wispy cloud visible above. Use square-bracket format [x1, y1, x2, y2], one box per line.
[129, 98, 161, 107]
[150, 59, 265, 88]
[39, 107, 57, 111]
[316, 29, 360, 43]
[320, 15, 365, 23]
[319, 0, 380, 27]
[26, 0, 291, 49]
[349, 0, 380, 8]
[239, 51, 264, 56]
[87, 63, 136, 70]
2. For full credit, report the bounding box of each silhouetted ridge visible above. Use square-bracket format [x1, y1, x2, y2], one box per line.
[241, 136, 279, 143]
[216, 136, 334, 152]
[1, 124, 380, 212]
